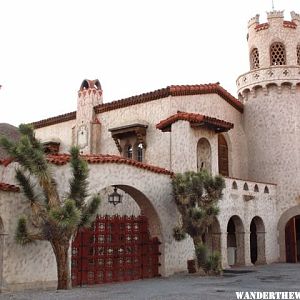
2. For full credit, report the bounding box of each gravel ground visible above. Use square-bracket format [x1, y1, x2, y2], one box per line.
[0, 263, 299, 300]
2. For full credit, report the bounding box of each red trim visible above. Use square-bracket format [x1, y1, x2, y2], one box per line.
[156, 112, 234, 132]
[47, 154, 173, 176]
[283, 21, 297, 29]
[255, 23, 269, 31]
[0, 182, 20, 192]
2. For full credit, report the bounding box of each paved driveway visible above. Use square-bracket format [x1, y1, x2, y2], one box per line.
[0, 264, 299, 300]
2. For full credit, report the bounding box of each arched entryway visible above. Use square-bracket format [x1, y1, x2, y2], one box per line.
[218, 134, 229, 176]
[277, 205, 300, 262]
[71, 185, 163, 286]
[250, 216, 266, 265]
[197, 138, 212, 173]
[285, 215, 300, 263]
[227, 216, 245, 266]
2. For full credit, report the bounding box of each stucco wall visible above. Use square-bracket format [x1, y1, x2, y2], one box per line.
[35, 119, 75, 153]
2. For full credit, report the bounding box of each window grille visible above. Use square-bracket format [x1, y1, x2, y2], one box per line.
[270, 42, 286, 65]
[250, 48, 260, 69]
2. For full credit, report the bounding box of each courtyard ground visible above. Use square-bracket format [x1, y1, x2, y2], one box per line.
[0, 263, 299, 300]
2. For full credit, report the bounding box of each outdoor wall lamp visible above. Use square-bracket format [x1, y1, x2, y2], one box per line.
[108, 186, 123, 206]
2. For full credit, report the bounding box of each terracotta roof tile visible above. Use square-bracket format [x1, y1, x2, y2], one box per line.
[31, 83, 243, 129]
[283, 21, 297, 29]
[255, 23, 269, 31]
[32, 111, 76, 129]
[0, 182, 20, 192]
[47, 154, 173, 176]
[156, 112, 234, 132]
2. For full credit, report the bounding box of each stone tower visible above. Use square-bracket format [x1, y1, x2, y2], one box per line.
[74, 79, 102, 154]
[236, 11, 300, 215]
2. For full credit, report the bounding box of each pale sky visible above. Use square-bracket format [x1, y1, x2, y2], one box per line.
[1, 0, 300, 126]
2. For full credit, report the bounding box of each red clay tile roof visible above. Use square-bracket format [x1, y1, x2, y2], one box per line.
[94, 83, 243, 114]
[0, 182, 20, 192]
[255, 23, 269, 31]
[46, 154, 173, 176]
[31, 83, 243, 129]
[283, 21, 297, 28]
[32, 111, 76, 129]
[156, 112, 234, 132]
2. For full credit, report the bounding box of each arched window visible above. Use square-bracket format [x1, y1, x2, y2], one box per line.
[264, 186, 269, 194]
[250, 48, 260, 69]
[197, 138, 212, 173]
[218, 134, 229, 176]
[232, 181, 238, 190]
[126, 144, 133, 159]
[270, 42, 286, 65]
[297, 45, 300, 65]
[254, 184, 259, 192]
[136, 143, 144, 162]
[243, 183, 249, 191]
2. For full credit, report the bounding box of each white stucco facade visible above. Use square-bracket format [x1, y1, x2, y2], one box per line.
[0, 9, 299, 292]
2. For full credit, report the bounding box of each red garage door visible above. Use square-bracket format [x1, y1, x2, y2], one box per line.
[71, 215, 161, 286]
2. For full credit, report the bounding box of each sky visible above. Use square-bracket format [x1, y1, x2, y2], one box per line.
[0, 0, 300, 126]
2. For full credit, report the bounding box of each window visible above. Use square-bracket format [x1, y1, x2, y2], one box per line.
[126, 144, 133, 159]
[232, 181, 238, 190]
[250, 48, 260, 69]
[137, 143, 144, 162]
[243, 183, 249, 191]
[218, 134, 229, 176]
[270, 42, 286, 65]
[254, 184, 259, 192]
[297, 45, 300, 65]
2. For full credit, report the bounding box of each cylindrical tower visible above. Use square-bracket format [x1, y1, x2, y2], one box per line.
[236, 11, 300, 215]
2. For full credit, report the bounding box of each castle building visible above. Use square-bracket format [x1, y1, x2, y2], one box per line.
[0, 10, 299, 291]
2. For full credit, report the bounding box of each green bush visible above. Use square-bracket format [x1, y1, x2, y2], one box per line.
[173, 226, 186, 241]
[205, 251, 222, 275]
[195, 243, 208, 267]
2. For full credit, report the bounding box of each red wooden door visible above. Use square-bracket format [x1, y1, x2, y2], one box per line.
[285, 217, 296, 263]
[71, 215, 161, 286]
[218, 135, 229, 177]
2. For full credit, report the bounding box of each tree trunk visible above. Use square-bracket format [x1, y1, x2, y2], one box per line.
[51, 241, 71, 290]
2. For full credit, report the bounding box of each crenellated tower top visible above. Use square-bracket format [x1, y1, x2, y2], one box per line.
[237, 11, 300, 101]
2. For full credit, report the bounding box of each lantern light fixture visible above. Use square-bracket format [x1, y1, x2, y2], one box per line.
[108, 186, 123, 206]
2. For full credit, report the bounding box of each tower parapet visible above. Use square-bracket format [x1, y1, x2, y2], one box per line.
[238, 11, 300, 100]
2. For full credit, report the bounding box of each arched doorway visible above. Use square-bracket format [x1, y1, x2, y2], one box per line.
[71, 185, 163, 286]
[227, 216, 245, 266]
[277, 205, 300, 262]
[197, 138, 212, 173]
[250, 216, 266, 265]
[203, 217, 221, 255]
[285, 215, 300, 263]
[218, 134, 229, 176]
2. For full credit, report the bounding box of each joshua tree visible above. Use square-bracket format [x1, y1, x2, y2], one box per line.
[172, 171, 225, 271]
[0, 124, 100, 289]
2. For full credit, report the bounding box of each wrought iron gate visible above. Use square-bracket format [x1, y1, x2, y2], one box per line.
[71, 215, 161, 286]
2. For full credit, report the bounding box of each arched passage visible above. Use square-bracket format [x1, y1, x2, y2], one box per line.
[277, 205, 300, 262]
[71, 184, 163, 286]
[285, 216, 300, 263]
[250, 216, 266, 265]
[227, 215, 245, 266]
[197, 138, 212, 173]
